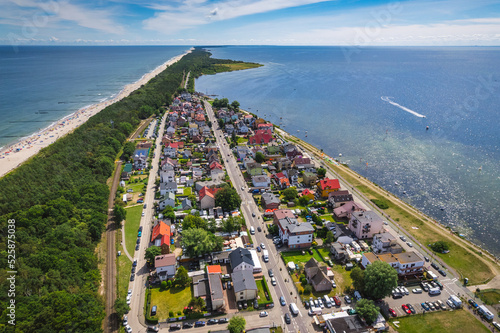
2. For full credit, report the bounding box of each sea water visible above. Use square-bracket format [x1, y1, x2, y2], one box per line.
[196, 46, 500, 256]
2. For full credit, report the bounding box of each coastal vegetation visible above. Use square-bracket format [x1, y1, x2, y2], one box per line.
[281, 132, 497, 285]
[0, 47, 259, 331]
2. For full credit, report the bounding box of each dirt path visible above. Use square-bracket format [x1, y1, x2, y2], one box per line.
[276, 129, 499, 282]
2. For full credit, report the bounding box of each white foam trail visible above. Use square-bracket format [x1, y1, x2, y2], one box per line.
[381, 96, 426, 118]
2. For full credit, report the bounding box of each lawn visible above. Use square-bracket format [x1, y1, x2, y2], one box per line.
[183, 187, 192, 196]
[476, 289, 500, 306]
[150, 286, 192, 320]
[282, 249, 323, 265]
[390, 309, 490, 333]
[320, 214, 336, 223]
[116, 233, 132, 300]
[124, 205, 143, 255]
[256, 278, 271, 304]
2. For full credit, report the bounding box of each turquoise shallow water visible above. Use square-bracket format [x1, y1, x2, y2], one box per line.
[0, 45, 189, 149]
[196, 46, 500, 256]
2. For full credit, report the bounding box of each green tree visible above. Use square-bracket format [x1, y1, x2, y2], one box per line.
[282, 187, 298, 201]
[114, 298, 130, 318]
[231, 100, 240, 111]
[118, 122, 134, 135]
[188, 297, 206, 312]
[181, 228, 223, 257]
[325, 231, 334, 244]
[182, 214, 208, 230]
[255, 151, 265, 163]
[175, 266, 191, 288]
[121, 141, 136, 160]
[215, 187, 242, 211]
[113, 204, 127, 223]
[298, 195, 310, 206]
[430, 240, 449, 253]
[145, 245, 162, 263]
[139, 105, 155, 119]
[228, 316, 246, 333]
[222, 216, 243, 233]
[317, 167, 327, 178]
[350, 267, 365, 294]
[356, 299, 379, 325]
[363, 261, 398, 299]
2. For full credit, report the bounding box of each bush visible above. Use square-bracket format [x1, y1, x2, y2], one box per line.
[370, 199, 389, 209]
[160, 280, 167, 291]
[169, 311, 174, 317]
[303, 285, 312, 295]
[177, 311, 182, 316]
[167, 280, 172, 288]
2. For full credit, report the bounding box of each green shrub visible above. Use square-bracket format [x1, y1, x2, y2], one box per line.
[370, 199, 389, 209]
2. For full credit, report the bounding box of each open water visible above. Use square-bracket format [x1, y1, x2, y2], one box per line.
[195, 46, 500, 256]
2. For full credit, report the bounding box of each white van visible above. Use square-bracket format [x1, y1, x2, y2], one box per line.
[289, 303, 299, 316]
[429, 287, 441, 295]
[250, 226, 255, 235]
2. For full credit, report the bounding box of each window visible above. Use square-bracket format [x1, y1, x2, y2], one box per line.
[240, 292, 244, 295]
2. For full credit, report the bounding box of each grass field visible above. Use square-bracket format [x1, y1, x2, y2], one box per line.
[116, 234, 132, 300]
[331, 165, 494, 285]
[476, 289, 500, 306]
[183, 187, 192, 195]
[150, 286, 192, 320]
[124, 205, 143, 255]
[390, 309, 490, 333]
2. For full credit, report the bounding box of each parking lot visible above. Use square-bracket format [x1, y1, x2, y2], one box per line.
[381, 277, 462, 317]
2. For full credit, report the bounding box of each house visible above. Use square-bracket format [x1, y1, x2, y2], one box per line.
[283, 144, 302, 159]
[328, 190, 354, 208]
[181, 150, 192, 159]
[161, 157, 178, 170]
[180, 198, 193, 210]
[192, 167, 203, 178]
[261, 192, 281, 210]
[317, 178, 341, 198]
[225, 124, 235, 134]
[155, 253, 176, 281]
[275, 157, 292, 171]
[348, 211, 384, 239]
[166, 126, 176, 136]
[160, 164, 175, 183]
[159, 192, 176, 210]
[285, 169, 299, 186]
[276, 214, 314, 249]
[235, 146, 252, 161]
[211, 167, 225, 180]
[333, 201, 365, 219]
[251, 146, 266, 159]
[188, 127, 199, 137]
[292, 156, 314, 169]
[372, 232, 403, 254]
[272, 172, 290, 189]
[160, 181, 177, 196]
[330, 242, 348, 263]
[164, 145, 178, 158]
[257, 123, 273, 132]
[201, 125, 211, 137]
[229, 248, 254, 272]
[302, 172, 318, 187]
[211, 251, 231, 264]
[248, 129, 274, 145]
[361, 251, 424, 276]
[247, 162, 264, 177]
[199, 186, 220, 210]
[299, 189, 315, 201]
[252, 175, 270, 188]
[194, 113, 206, 127]
[304, 258, 333, 292]
[133, 148, 149, 170]
[325, 314, 367, 333]
[181, 92, 192, 101]
[207, 265, 225, 311]
[232, 270, 258, 301]
[151, 221, 172, 246]
[237, 124, 249, 135]
[177, 116, 187, 127]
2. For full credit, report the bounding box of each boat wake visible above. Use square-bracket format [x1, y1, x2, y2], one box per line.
[381, 96, 426, 118]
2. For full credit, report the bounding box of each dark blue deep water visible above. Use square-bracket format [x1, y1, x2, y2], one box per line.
[195, 46, 500, 256]
[0, 45, 189, 148]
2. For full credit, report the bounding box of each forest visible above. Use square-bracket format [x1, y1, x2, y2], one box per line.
[0, 47, 243, 332]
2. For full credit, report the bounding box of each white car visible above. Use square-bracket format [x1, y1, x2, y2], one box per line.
[126, 297, 131, 305]
[271, 277, 276, 286]
[125, 324, 132, 333]
[128, 289, 132, 296]
[402, 287, 409, 295]
[412, 288, 422, 294]
[141, 212, 145, 217]
[260, 243, 265, 249]
[259, 311, 268, 317]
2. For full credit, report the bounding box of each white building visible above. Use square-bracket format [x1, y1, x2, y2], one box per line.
[155, 254, 176, 281]
[361, 251, 424, 276]
[348, 211, 384, 239]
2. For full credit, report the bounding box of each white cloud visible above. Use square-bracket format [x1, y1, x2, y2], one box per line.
[143, 0, 334, 34]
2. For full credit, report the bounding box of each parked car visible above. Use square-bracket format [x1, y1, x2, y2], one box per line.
[260, 243, 265, 249]
[269, 269, 274, 277]
[407, 304, 416, 314]
[207, 319, 218, 325]
[260, 311, 268, 317]
[412, 288, 422, 294]
[130, 274, 135, 281]
[333, 296, 341, 306]
[256, 246, 261, 252]
[421, 302, 430, 311]
[402, 304, 411, 315]
[125, 325, 132, 333]
[271, 277, 276, 286]
[218, 318, 228, 324]
[402, 287, 409, 295]
[389, 308, 397, 317]
[344, 295, 352, 304]
[438, 269, 447, 276]
[194, 321, 205, 327]
[431, 262, 440, 270]
[182, 322, 193, 329]
[304, 300, 310, 309]
[169, 324, 181, 331]
[468, 299, 478, 308]
[424, 256, 430, 262]
[135, 244, 140, 251]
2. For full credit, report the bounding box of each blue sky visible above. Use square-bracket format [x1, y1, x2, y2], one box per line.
[1, 0, 500, 45]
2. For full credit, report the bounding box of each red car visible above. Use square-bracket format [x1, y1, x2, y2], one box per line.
[389, 308, 397, 317]
[401, 304, 411, 315]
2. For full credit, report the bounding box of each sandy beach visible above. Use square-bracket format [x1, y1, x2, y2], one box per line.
[0, 48, 192, 178]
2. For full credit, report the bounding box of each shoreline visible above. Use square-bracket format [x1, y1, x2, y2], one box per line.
[0, 48, 193, 178]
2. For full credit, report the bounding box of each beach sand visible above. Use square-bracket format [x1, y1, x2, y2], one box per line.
[0, 49, 192, 178]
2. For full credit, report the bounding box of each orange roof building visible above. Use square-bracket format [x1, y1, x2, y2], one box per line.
[207, 265, 222, 275]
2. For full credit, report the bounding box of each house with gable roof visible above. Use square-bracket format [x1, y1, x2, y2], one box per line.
[304, 258, 333, 292]
[199, 186, 221, 209]
[273, 209, 314, 249]
[155, 253, 177, 281]
[159, 192, 176, 210]
[317, 178, 341, 198]
[151, 221, 172, 253]
[229, 247, 254, 272]
[232, 270, 258, 302]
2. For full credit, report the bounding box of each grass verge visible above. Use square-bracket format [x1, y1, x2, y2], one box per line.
[116, 229, 132, 300]
[124, 205, 143, 256]
[150, 286, 192, 321]
[475, 288, 500, 306]
[389, 309, 490, 333]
